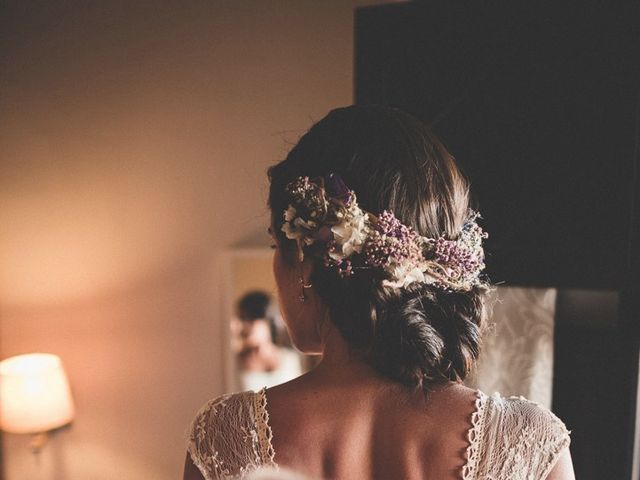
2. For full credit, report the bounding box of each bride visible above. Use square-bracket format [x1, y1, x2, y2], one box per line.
[184, 105, 574, 480]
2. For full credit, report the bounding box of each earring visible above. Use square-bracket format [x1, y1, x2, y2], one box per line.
[298, 276, 313, 302]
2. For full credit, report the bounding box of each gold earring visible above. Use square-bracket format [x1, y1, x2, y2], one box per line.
[298, 276, 313, 302]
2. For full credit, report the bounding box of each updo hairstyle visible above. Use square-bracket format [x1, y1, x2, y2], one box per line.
[267, 105, 489, 393]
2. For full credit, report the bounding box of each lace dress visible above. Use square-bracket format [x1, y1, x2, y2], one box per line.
[186, 388, 571, 480]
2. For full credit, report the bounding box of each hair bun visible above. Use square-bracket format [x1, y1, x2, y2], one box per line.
[371, 285, 484, 391]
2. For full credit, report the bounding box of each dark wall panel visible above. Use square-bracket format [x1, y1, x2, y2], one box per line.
[355, 0, 640, 290]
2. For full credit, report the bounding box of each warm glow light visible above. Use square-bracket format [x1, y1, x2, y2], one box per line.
[0, 353, 75, 434]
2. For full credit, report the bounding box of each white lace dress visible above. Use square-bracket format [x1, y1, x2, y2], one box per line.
[186, 388, 571, 480]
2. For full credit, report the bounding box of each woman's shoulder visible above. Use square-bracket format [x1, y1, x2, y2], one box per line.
[189, 390, 257, 433]
[186, 389, 275, 480]
[483, 390, 571, 439]
[475, 390, 571, 478]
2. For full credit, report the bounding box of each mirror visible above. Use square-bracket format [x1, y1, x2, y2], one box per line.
[221, 248, 317, 393]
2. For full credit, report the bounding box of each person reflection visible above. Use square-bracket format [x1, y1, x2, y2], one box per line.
[233, 291, 302, 391]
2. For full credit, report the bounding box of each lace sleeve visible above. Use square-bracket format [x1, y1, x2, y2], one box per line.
[186, 390, 275, 480]
[474, 393, 571, 480]
[518, 398, 572, 479]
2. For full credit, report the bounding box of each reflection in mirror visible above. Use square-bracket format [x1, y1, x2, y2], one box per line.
[232, 290, 302, 391]
[222, 249, 317, 394]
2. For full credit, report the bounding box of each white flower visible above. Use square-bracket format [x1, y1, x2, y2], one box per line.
[281, 212, 317, 245]
[294, 217, 316, 229]
[383, 261, 437, 289]
[330, 209, 369, 260]
[284, 206, 297, 222]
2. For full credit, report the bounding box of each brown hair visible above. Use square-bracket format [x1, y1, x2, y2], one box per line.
[268, 105, 489, 393]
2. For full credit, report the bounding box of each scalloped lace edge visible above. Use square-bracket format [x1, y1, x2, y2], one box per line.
[461, 389, 487, 480]
[254, 388, 277, 468]
[186, 397, 222, 480]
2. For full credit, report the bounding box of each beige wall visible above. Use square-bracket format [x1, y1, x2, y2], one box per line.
[0, 2, 391, 478]
[231, 251, 277, 303]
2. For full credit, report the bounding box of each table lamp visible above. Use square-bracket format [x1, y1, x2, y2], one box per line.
[0, 353, 75, 452]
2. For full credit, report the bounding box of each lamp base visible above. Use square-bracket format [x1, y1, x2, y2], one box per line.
[29, 432, 48, 454]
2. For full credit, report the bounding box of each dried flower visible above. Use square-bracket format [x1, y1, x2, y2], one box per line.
[281, 175, 487, 291]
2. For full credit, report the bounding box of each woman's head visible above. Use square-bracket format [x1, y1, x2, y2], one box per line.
[236, 291, 280, 343]
[268, 105, 489, 392]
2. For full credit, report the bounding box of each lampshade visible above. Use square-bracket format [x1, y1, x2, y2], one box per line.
[0, 353, 75, 434]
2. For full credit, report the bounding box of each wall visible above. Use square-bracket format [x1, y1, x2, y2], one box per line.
[0, 2, 392, 478]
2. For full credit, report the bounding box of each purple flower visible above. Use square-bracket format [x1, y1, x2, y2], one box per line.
[363, 210, 424, 273]
[324, 173, 352, 205]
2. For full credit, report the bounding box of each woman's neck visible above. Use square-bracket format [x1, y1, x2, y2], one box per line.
[310, 318, 382, 384]
[308, 318, 460, 397]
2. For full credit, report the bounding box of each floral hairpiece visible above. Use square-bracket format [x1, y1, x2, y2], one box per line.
[281, 174, 488, 292]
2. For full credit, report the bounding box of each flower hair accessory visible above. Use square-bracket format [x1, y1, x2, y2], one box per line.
[281, 174, 488, 292]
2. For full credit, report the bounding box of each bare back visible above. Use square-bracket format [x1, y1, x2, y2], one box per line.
[265, 375, 478, 480]
[185, 366, 573, 480]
